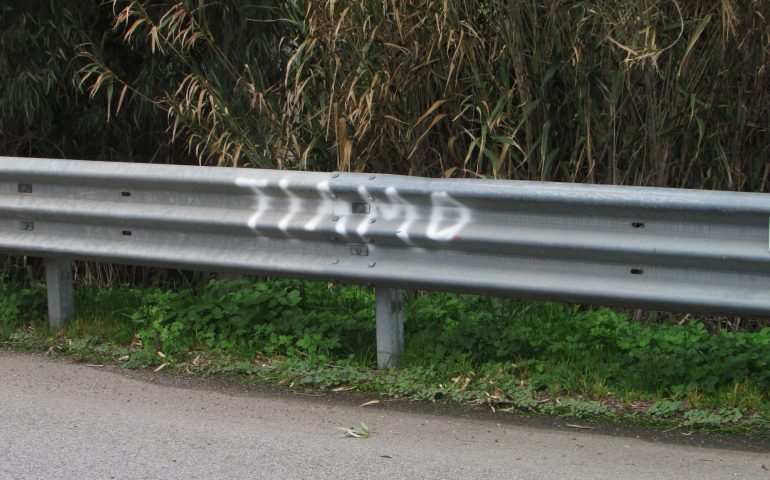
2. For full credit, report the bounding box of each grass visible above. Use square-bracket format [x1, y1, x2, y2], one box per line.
[1, 274, 769, 436]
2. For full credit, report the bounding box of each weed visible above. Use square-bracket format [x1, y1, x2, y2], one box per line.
[504, 386, 540, 412]
[1, 276, 769, 433]
[647, 400, 684, 418]
[543, 399, 612, 419]
[682, 408, 743, 428]
[721, 382, 766, 412]
[0, 280, 46, 330]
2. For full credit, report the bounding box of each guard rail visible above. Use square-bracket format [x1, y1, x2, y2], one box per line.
[1, 157, 768, 366]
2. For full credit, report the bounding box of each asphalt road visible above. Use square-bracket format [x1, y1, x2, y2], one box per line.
[0, 350, 768, 480]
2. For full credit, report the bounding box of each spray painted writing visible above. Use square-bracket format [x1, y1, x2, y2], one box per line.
[235, 175, 471, 244]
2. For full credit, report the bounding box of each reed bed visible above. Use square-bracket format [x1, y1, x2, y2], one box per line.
[3, 0, 769, 191]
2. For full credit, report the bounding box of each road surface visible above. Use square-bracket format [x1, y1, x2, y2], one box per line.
[0, 350, 767, 479]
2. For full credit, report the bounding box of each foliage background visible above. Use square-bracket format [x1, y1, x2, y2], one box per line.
[2, 0, 768, 191]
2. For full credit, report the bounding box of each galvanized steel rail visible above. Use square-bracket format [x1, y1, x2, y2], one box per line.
[1, 157, 769, 365]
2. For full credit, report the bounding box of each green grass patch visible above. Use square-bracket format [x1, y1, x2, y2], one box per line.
[1, 276, 769, 434]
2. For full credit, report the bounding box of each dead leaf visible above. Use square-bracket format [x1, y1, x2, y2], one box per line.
[359, 400, 380, 407]
[118, 355, 129, 361]
[332, 386, 354, 392]
[154, 363, 168, 372]
[157, 351, 166, 359]
[459, 377, 471, 392]
[566, 424, 595, 430]
[762, 464, 768, 471]
[336, 422, 371, 439]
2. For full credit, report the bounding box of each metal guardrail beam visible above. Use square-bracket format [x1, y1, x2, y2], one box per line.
[1, 157, 769, 364]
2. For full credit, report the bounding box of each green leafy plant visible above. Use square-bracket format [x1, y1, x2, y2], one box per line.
[1, 272, 769, 432]
[130, 279, 375, 362]
[0, 281, 46, 330]
[681, 408, 743, 428]
[647, 400, 685, 418]
[543, 398, 612, 418]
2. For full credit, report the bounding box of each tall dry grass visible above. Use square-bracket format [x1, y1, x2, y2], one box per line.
[77, 0, 769, 191]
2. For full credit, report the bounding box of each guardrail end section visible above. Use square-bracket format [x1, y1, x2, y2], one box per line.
[376, 287, 405, 368]
[44, 257, 75, 329]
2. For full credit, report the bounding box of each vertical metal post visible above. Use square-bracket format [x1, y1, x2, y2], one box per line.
[376, 287, 404, 368]
[44, 257, 74, 329]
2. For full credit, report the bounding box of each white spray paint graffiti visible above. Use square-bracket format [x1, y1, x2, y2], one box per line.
[234, 175, 472, 244]
[425, 192, 471, 241]
[234, 177, 270, 231]
[355, 186, 373, 238]
[277, 178, 301, 233]
[380, 186, 418, 245]
[303, 180, 334, 232]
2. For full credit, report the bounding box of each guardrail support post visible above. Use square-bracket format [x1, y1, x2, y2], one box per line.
[376, 287, 404, 368]
[44, 257, 74, 329]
